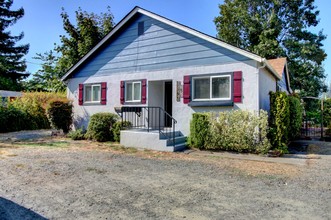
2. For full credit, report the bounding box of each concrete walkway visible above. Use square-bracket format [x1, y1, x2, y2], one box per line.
[184, 147, 321, 166]
[0, 129, 58, 142]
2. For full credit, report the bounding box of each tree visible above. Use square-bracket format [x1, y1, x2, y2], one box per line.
[55, 6, 114, 76]
[214, 0, 327, 97]
[24, 50, 65, 92]
[0, 0, 29, 91]
[24, 7, 115, 92]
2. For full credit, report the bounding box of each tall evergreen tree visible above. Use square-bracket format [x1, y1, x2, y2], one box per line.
[0, 0, 29, 90]
[214, 0, 327, 97]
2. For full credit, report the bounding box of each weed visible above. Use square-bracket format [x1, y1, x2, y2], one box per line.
[15, 164, 24, 168]
[86, 167, 107, 174]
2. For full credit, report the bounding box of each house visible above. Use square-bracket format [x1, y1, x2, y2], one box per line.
[0, 90, 22, 105]
[61, 6, 291, 151]
[268, 58, 292, 94]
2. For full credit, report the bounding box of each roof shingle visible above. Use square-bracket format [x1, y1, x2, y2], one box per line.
[267, 58, 287, 78]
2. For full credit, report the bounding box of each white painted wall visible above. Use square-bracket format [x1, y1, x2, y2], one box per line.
[67, 60, 260, 135]
[258, 67, 277, 112]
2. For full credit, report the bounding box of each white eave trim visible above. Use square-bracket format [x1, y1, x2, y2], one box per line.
[61, 7, 142, 81]
[137, 9, 264, 63]
[62, 7, 266, 81]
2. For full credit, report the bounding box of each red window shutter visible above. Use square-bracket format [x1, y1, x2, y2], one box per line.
[141, 79, 147, 104]
[78, 84, 84, 105]
[233, 71, 242, 103]
[183, 75, 191, 104]
[101, 82, 107, 105]
[120, 81, 125, 104]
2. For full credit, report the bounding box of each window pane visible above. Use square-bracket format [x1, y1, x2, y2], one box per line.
[85, 86, 91, 102]
[212, 77, 230, 99]
[126, 83, 133, 101]
[92, 85, 100, 101]
[134, 83, 141, 101]
[194, 78, 210, 99]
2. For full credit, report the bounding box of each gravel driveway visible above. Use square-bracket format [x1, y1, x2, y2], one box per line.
[0, 136, 330, 219]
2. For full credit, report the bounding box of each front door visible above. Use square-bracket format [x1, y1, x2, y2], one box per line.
[164, 81, 173, 127]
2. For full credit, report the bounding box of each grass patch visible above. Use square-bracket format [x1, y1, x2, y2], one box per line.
[14, 141, 70, 148]
[103, 143, 138, 153]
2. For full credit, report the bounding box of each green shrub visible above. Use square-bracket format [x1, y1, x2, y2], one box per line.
[85, 113, 119, 142]
[188, 113, 211, 149]
[268, 91, 290, 153]
[322, 98, 331, 127]
[46, 101, 73, 133]
[112, 121, 132, 142]
[0, 106, 31, 132]
[288, 95, 303, 140]
[67, 128, 86, 140]
[211, 110, 270, 153]
[10, 99, 50, 129]
[188, 111, 270, 153]
[0, 92, 70, 133]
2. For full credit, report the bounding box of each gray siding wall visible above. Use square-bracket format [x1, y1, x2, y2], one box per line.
[259, 68, 277, 112]
[277, 70, 289, 94]
[72, 14, 250, 78]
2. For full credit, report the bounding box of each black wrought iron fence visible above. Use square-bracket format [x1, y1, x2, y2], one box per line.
[117, 106, 177, 146]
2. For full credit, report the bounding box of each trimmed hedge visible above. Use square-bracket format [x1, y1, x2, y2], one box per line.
[0, 106, 31, 132]
[47, 100, 73, 133]
[188, 113, 211, 149]
[288, 95, 303, 140]
[85, 113, 119, 142]
[268, 91, 290, 153]
[0, 92, 70, 133]
[188, 110, 271, 154]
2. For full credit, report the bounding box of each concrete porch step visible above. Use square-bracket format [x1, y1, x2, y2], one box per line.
[173, 142, 187, 152]
[166, 136, 187, 146]
[120, 129, 187, 152]
[159, 130, 183, 139]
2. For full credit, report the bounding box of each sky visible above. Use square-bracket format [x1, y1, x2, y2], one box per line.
[9, 0, 331, 83]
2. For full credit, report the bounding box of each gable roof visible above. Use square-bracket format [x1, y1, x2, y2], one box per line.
[61, 6, 280, 81]
[267, 57, 291, 91]
[267, 58, 287, 78]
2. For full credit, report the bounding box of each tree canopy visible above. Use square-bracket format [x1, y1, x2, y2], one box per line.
[55, 6, 114, 75]
[0, 0, 29, 91]
[214, 0, 327, 97]
[25, 7, 114, 92]
[24, 50, 65, 92]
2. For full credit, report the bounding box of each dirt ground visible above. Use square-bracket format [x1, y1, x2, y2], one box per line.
[0, 133, 330, 219]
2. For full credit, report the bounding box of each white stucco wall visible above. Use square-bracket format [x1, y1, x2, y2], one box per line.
[258, 67, 277, 112]
[67, 60, 260, 135]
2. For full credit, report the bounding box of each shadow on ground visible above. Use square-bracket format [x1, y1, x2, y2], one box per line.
[289, 140, 331, 156]
[0, 197, 47, 220]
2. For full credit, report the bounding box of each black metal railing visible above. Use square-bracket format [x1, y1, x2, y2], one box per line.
[117, 106, 177, 146]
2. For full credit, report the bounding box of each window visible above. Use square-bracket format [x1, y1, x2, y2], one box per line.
[125, 81, 141, 102]
[84, 84, 101, 102]
[192, 75, 231, 101]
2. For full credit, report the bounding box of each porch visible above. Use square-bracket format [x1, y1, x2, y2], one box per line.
[117, 106, 187, 152]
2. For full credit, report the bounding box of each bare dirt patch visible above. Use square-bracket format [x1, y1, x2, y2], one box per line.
[0, 136, 330, 219]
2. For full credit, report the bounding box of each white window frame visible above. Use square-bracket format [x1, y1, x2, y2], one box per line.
[125, 81, 141, 102]
[84, 84, 101, 103]
[192, 74, 232, 101]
